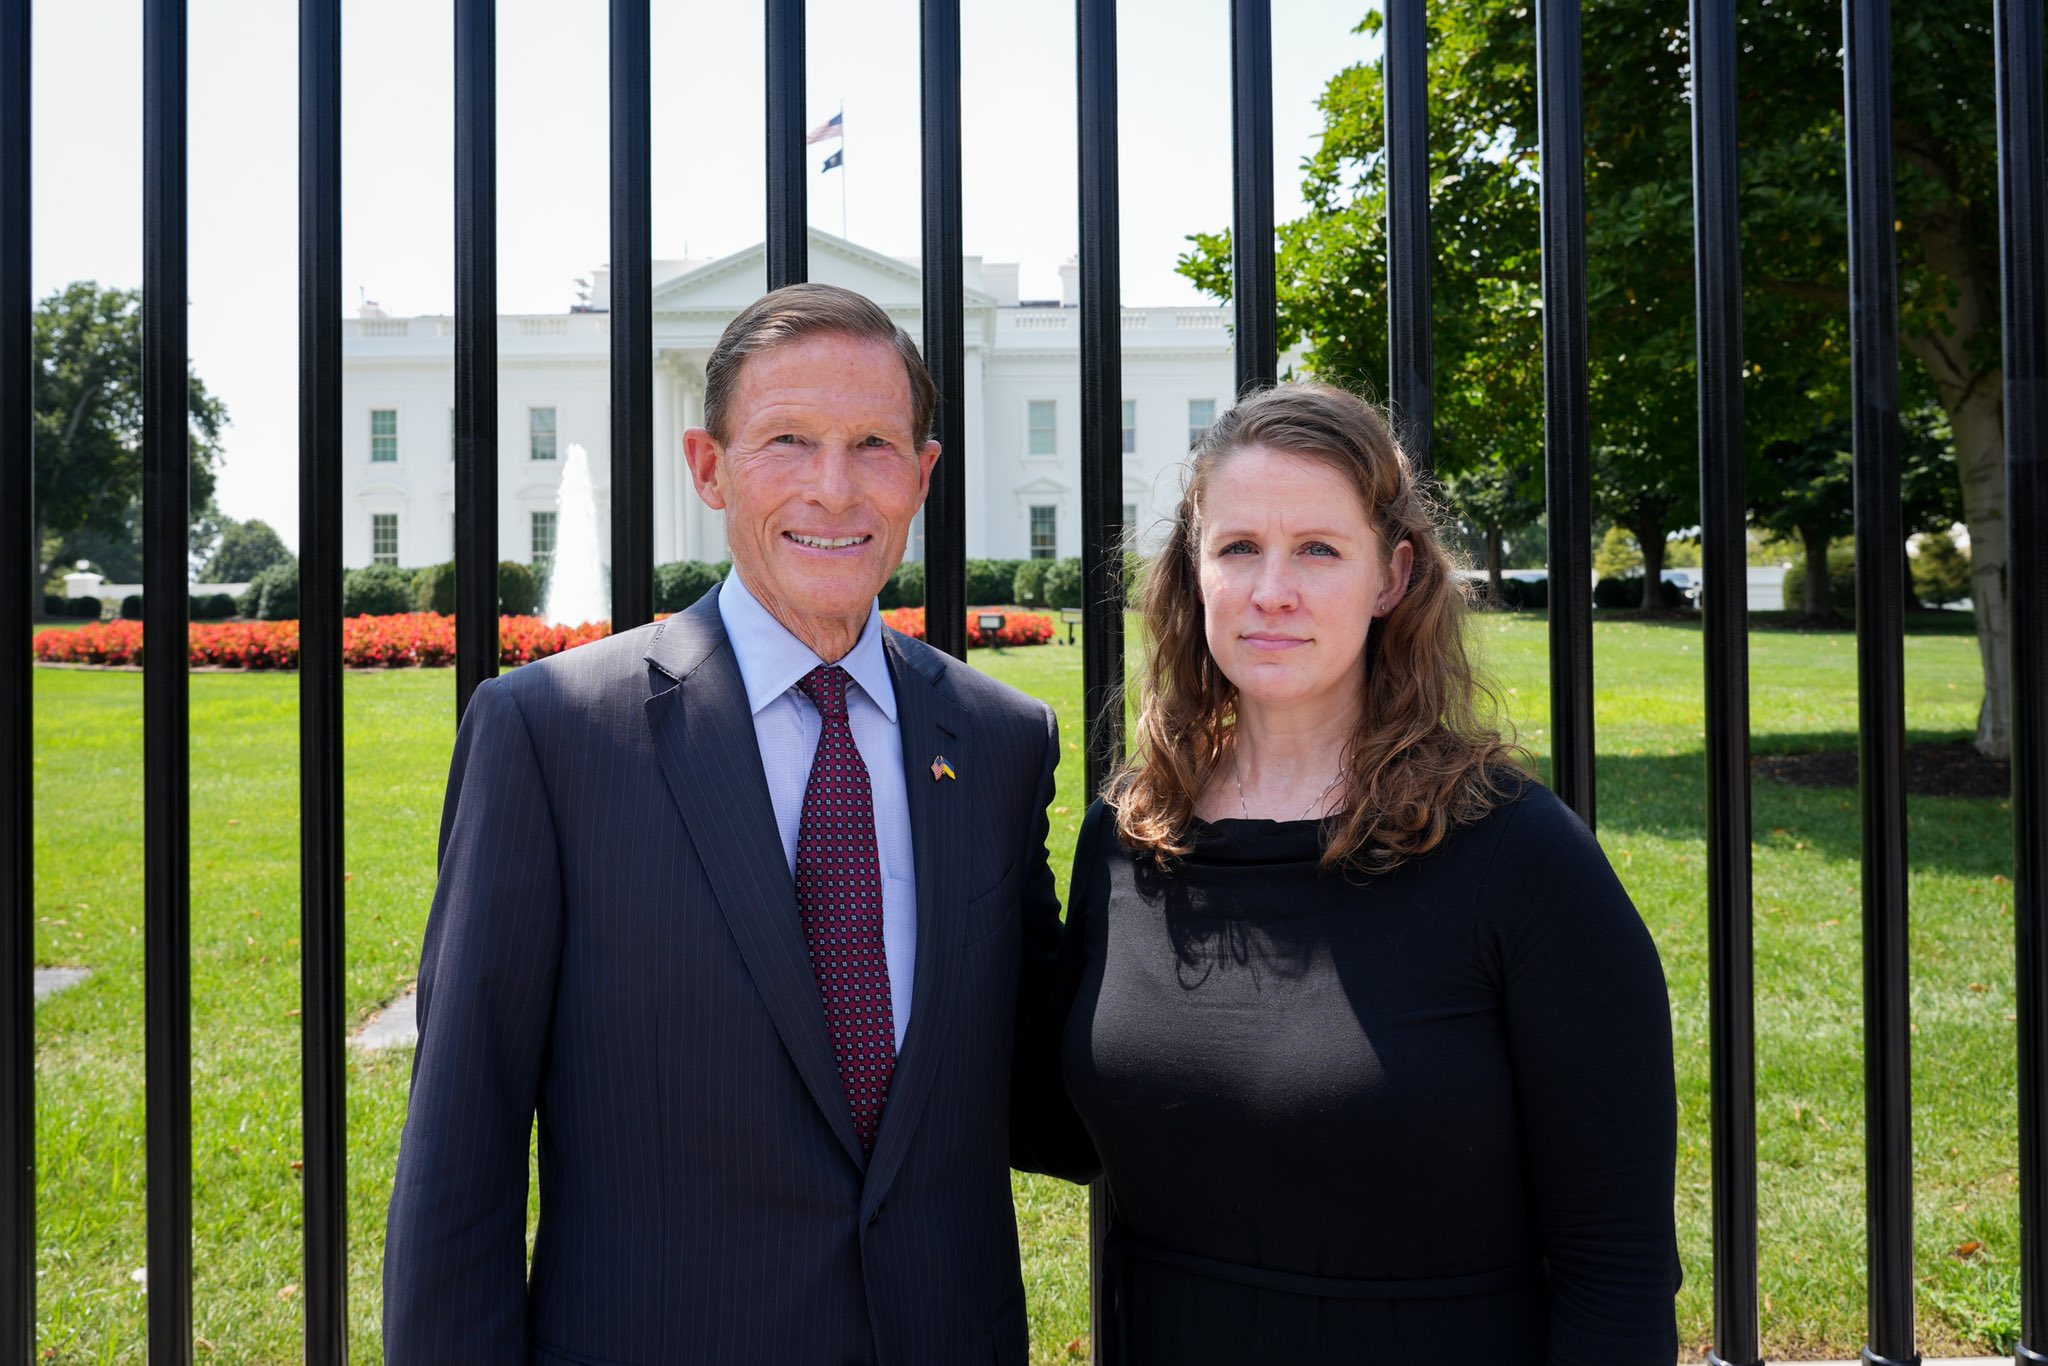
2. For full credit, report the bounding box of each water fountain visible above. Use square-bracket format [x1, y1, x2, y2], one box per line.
[544, 442, 609, 627]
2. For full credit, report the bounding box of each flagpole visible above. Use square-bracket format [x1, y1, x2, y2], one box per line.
[839, 99, 848, 240]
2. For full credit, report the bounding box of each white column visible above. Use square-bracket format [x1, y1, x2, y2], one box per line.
[683, 379, 726, 561]
[963, 341, 988, 556]
[652, 361, 675, 563]
[675, 371, 696, 559]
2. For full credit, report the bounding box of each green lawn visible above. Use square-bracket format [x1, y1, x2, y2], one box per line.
[30, 615, 2022, 1361]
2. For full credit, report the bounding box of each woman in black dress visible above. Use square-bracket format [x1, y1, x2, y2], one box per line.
[1021, 383, 1680, 1364]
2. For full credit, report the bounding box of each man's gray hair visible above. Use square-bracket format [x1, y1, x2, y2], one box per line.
[703, 283, 938, 446]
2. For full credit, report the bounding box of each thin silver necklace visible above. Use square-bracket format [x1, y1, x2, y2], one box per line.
[1233, 748, 1348, 823]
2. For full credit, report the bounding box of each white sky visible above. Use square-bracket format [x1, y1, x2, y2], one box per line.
[29, 0, 1381, 548]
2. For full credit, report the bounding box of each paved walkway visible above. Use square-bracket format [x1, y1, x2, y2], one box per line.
[33, 966, 88, 1002]
[350, 983, 417, 1050]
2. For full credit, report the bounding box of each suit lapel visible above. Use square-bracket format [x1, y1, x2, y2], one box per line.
[863, 632, 970, 1208]
[644, 590, 865, 1169]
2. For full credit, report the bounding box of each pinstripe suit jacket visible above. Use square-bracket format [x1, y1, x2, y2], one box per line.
[383, 586, 1063, 1365]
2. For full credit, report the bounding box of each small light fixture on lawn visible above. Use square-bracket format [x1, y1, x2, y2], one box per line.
[1061, 606, 1084, 645]
[976, 612, 1007, 635]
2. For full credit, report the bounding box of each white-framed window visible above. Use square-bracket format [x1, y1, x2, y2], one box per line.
[530, 406, 558, 461]
[1187, 398, 1217, 447]
[371, 513, 399, 565]
[1123, 502, 1137, 532]
[531, 510, 557, 566]
[370, 409, 398, 462]
[1121, 399, 1137, 454]
[1029, 504, 1058, 559]
[1027, 400, 1057, 457]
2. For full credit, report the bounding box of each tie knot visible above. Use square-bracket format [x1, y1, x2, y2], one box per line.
[797, 664, 852, 720]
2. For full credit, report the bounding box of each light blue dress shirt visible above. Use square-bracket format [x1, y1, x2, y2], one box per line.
[717, 569, 917, 1049]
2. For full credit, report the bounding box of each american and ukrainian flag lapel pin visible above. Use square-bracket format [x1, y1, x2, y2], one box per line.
[931, 754, 957, 782]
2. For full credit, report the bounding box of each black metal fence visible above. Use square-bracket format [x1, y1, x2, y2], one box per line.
[2, 1, 2046, 1362]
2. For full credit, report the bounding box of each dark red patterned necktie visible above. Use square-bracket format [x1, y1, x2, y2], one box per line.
[793, 664, 896, 1154]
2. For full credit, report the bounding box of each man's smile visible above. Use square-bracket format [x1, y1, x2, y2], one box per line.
[784, 531, 874, 550]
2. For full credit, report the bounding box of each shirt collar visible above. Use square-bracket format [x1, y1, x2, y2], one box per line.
[717, 567, 898, 723]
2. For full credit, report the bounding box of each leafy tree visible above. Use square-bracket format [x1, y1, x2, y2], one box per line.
[1752, 407, 1960, 620]
[239, 561, 299, 621]
[33, 281, 228, 583]
[202, 518, 291, 585]
[1181, 2, 2015, 753]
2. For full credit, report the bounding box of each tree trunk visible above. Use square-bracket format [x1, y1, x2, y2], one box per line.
[1800, 522, 1834, 622]
[1486, 524, 1504, 606]
[1637, 528, 1667, 614]
[1894, 142, 2009, 759]
[1945, 391, 2011, 760]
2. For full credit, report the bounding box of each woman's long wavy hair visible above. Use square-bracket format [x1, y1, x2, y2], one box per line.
[1108, 381, 1525, 874]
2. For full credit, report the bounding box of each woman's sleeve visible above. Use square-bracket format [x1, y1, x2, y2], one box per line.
[1008, 799, 1108, 1183]
[1481, 786, 1682, 1366]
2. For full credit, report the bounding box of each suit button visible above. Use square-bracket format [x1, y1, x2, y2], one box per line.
[867, 1201, 884, 1226]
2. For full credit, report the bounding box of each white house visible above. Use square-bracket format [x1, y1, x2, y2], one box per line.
[341, 228, 1240, 572]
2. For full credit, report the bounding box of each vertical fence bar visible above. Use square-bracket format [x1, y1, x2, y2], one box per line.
[142, 0, 195, 1357]
[0, 0, 32, 1355]
[1383, 0, 1432, 475]
[1997, 0, 2048, 1356]
[455, 0, 498, 719]
[1534, 0, 1595, 827]
[765, 0, 806, 291]
[298, 0, 347, 1356]
[610, 0, 653, 630]
[1077, 0, 1124, 1353]
[1689, 1, 1760, 1361]
[1229, 0, 1276, 392]
[920, 0, 967, 659]
[1076, 0, 1124, 801]
[1841, 1, 1917, 1360]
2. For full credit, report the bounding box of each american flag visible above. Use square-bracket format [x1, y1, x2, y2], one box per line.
[805, 112, 843, 145]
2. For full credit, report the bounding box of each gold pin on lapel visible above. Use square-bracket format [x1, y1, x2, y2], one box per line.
[931, 754, 957, 781]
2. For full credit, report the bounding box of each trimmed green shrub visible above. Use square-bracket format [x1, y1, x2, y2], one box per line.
[1781, 544, 1857, 616]
[42, 594, 65, 618]
[965, 558, 1021, 606]
[1911, 531, 1972, 607]
[343, 564, 414, 617]
[497, 560, 538, 617]
[1012, 559, 1048, 607]
[1043, 556, 1085, 610]
[120, 594, 144, 620]
[1594, 576, 1640, 610]
[1122, 549, 1149, 601]
[240, 562, 298, 620]
[189, 593, 237, 621]
[879, 560, 924, 610]
[65, 595, 103, 620]
[655, 560, 723, 613]
[1498, 577, 1550, 611]
[412, 561, 457, 615]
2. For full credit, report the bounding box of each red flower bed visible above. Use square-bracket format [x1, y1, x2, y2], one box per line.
[33, 619, 146, 665]
[31, 614, 618, 670]
[881, 606, 1054, 648]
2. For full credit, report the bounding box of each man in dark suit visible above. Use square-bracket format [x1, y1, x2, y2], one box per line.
[384, 283, 1063, 1365]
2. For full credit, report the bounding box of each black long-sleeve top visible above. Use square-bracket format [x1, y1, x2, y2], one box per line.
[1030, 779, 1681, 1365]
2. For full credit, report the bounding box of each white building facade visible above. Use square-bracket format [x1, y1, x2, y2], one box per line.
[341, 230, 1239, 572]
